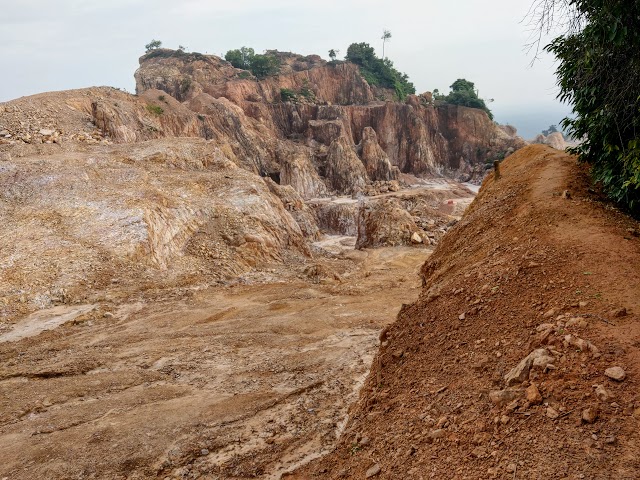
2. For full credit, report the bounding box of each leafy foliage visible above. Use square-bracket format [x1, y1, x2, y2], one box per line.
[280, 88, 297, 102]
[145, 40, 162, 53]
[146, 104, 163, 115]
[542, 124, 558, 136]
[225, 47, 280, 79]
[544, 0, 640, 214]
[437, 79, 493, 120]
[345, 42, 415, 100]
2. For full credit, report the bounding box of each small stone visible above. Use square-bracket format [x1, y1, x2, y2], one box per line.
[458, 312, 466, 321]
[471, 446, 487, 458]
[428, 429, 446, 440]
[411, 232, 422, 244]
[504, 349, 549, 386]
[594, 385, 611, 402]
[582, 407, 599, 424]
[525, 383, 543, 405]
[543, 309, 557, 319]
[39, 128, 54, 136]
[610, 307, 627, 318]
[365, 463, 381, 478]
[605, 435, 617, 445]
[489, 389, 520, 407]
[500, 415, 510, 425]
[200, 449, 209, 456]
[546, 407, 559, 419]
[359, 437, 370, 446]
[506, 463, 517, 473]
[605, 366, 626, 382]
[579, 301, 588, 308]
[562, 190, 571, 199]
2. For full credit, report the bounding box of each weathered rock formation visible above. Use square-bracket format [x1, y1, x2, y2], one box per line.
[532, 131, 568, 151]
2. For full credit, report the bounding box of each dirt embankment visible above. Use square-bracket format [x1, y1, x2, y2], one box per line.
[292, 145, 640, 479]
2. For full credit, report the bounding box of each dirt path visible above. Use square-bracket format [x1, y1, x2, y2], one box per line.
[0, 244, 431, 479]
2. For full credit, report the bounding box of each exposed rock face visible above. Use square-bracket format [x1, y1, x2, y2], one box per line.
[359, 127, 398, 182]
[326, 138, 368, 194]
[129, 48, 525, 194]
[532, 132, 567, 151]
[0, 138, 311, 321]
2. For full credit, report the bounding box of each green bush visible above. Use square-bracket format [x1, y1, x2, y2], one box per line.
[280, 88, 297, 102]
[545, 0, 640, 214]
[345, 42, 415, 100]
[437, 79, 493, 120]
[146, 104, 163, 115]
[225, 47, 280, 79]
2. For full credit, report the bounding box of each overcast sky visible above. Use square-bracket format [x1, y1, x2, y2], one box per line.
[0, 0, 571, 138]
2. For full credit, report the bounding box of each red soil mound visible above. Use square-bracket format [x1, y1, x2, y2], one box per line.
[291, 145, 640, 479]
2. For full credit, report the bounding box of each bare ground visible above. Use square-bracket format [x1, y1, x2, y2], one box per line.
[0, 244, 432, 479]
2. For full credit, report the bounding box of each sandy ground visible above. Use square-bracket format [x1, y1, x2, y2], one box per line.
[0, 242, 432, 479]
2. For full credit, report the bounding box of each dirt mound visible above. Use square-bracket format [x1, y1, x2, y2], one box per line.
[292, 145, 640, 479]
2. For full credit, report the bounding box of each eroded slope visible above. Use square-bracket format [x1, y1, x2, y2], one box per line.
[293, 145, 640, 479]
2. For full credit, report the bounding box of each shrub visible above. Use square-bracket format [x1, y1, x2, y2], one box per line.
[437, 79, 493, 120]
[145, 39, 162, 53]
[280, 88, 297, 102]
[225, 47, 280, 79]
[146, 104, 163, 115]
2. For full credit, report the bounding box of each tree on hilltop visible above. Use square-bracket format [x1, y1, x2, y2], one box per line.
[145, 39, 162, 53]
[345, 42, 414, 100]
[381, 30, 392, 59]
[437, 79, 494, 119]
[224, 47, 280, 79]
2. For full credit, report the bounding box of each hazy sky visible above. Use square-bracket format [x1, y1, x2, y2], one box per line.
[0, 0, 571, 138]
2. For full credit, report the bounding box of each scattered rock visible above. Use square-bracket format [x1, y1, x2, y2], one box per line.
[411, 232, 422, 244]
[604, 366, 626, 382]
[458, 312, 466, 321]
[525, 383, 543, 405]
[594, 385, 611, 402]
[489, 389, 520, 407]
[365, 463, 381, 478]
[546, 407, 559, 419]
[504, 348, 550, 386]
[610, 307, 627, 318]
[582, 407, 599, 424]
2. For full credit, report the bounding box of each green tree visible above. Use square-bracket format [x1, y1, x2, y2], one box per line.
[345, 42, 415, 100]
[145, 39, 162, 52]
[542, 125, 558, 136]
[439, 79, 493, 119]
[250, 54, 280, 79]
[224, 47, 279, 79]
[328, 49, 338, 61]
[536, 0, 640, 213]
[225, 47, 255, 69]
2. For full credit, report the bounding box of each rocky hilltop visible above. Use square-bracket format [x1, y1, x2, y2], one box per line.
[0, 48, 524, 323]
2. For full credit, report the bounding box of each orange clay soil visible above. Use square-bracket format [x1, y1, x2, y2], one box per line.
[290, 144, 640, 480]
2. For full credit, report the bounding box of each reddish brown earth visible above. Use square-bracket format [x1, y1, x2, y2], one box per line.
[291, 145, 640, 479]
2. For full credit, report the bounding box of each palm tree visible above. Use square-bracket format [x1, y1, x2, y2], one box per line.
[381, 30, 392, 59]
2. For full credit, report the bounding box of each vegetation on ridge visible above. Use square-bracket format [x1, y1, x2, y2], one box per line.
[224, 47, 280, 79]
[434, 79, 494, 120]
[345, 42, 415, 100]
